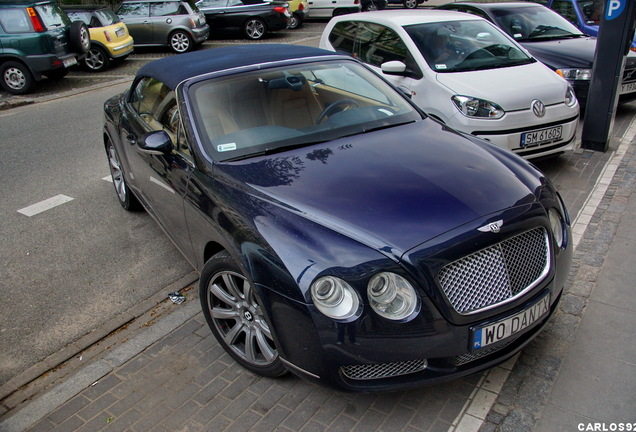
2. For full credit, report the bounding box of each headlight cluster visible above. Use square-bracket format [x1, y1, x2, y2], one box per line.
[565, 86, 577, 107]
[451, 95, 505, 119]
[310, 272, 418, 322]
[548, 193, 569, 249]
[556, 68, 592, 81]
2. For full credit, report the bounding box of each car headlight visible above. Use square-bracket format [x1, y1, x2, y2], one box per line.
[367, 273, 418, 321]
[451, 95, 505, 119]
[311, 276, 361, 321]
[548, 208, 565, 248]
[556, 68, 592, 81]
[565, 86, 577, 107]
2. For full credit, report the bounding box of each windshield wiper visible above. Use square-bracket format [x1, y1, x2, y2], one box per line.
[223, 140, 329, 162]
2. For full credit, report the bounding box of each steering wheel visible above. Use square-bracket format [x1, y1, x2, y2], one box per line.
[316, 99, 360, 124]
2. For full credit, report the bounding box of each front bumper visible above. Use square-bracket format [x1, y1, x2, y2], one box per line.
[261, 207, 573, 392]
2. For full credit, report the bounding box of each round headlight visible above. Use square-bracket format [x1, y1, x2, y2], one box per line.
[311, 276, 360, 321]
[549, 208, 565, 248]
[367, 273, 418, 321]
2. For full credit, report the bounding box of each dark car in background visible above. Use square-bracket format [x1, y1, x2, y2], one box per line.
[64, 7, 134, 72]
[116, 0, 209, 53]
[0, 0, 89, 94]
[543, 0, 636, 50]
[438, 1, 636, 107]
[196, 0, 289, 40]
[103, 44, 572, 392]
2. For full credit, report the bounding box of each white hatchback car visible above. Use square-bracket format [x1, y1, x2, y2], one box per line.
[307, 0, 360, 19]
[319, 10, 579, 159]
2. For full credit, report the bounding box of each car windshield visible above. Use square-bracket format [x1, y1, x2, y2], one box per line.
[491, 5, 585, 41]
[93, 8, 120, 25]
[577, 0, 603, 24]
[35, 3, 71, 29]
[404, 20, 534, 73]
[188, 60, 422, 162]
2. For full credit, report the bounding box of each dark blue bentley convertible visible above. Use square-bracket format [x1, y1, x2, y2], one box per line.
[103, 44, 572, 392]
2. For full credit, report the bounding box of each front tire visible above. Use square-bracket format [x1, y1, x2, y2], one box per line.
[0, 61, 34, 95]
[200, 251, 286, 377]
[169, 30, 192, 53]
[107, 140, 141, 211]
[403, 0, 418, 8]
[244, 18, 266, 40]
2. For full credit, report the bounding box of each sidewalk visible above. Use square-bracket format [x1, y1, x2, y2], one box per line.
[1, 113, 635, 431]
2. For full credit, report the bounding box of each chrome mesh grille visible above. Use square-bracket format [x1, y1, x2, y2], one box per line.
[341, 359, 427, 380]
[438, 228, 549, 315]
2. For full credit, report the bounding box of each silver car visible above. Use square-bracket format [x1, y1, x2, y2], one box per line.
[116, 0, 209, 53]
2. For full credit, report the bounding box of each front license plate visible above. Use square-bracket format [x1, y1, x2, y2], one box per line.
[621, 81, 636, 95]
[62, 57, 77, 68]
[521, 126, 562, 147]
[472, 294, 551, 350]
[115, 27, 125, 37]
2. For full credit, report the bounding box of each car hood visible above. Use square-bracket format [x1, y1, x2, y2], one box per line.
[218, 120, 541, 257]
[519, 36, 596, 69]
[434, 61, 568, 110]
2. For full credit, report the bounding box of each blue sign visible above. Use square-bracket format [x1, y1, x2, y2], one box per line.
[606, 0, 626, 20]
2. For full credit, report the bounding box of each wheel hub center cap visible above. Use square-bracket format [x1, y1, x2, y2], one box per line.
[243, 310, 254, 322]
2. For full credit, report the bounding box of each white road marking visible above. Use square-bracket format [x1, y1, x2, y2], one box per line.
[17, 195, 74, 217]
[102, 175, 113, 182]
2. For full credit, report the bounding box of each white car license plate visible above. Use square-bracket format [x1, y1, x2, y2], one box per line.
[63, 57, 77, 68]
[521, 126, 562, 147]
[115, 27, 125, 37]
[472, 293, 550, 350]
[621, 81, 636, 94]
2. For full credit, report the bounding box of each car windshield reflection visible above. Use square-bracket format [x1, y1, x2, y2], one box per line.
[189, 60, 423, 162]
[405, 20, 535, 73]
[491, 5, 585, 41]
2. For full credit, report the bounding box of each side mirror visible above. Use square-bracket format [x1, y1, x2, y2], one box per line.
[138, 130, 173, 155]
[381, 60, 407, 76]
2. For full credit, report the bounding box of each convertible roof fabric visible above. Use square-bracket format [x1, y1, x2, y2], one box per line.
[137, 44, 339, 90]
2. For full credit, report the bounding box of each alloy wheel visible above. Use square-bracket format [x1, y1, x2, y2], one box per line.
[108, 144, 127, 204]
[171, 32, 191, 53]
[245, 19, 265, 40]
[206, 270, 278, 367]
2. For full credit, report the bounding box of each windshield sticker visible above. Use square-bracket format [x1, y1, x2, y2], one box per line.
[217, 143, 237, 152]
[435, 64, 448, 70]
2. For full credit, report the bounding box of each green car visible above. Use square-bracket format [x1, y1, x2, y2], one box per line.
[0, 0, 90, 95]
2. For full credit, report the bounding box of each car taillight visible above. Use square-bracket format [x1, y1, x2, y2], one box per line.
[26, 7, 45, 32]
[274, 6, 287, 13]
[104, 30, 112, 42]
[298, 3, 304, 9]
[189, 17, 196, 27]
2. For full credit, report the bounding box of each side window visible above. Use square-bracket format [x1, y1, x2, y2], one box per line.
[328, 21, 358, 56]
[551, 0, 578, 25]
[0, 9, 32, 33]
[356, 23, 423, 79]
[117, 3, 149, 17]
[129, 77, 170, 129]
[463, 7, 490, 20]
[151, 2, 181, 16]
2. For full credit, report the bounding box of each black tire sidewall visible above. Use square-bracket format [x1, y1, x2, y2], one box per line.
[199, 251, 286, 377]
[0, 61, 34, 95]
[69, 21, 90, 54]
[106, 141, 141, 211]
